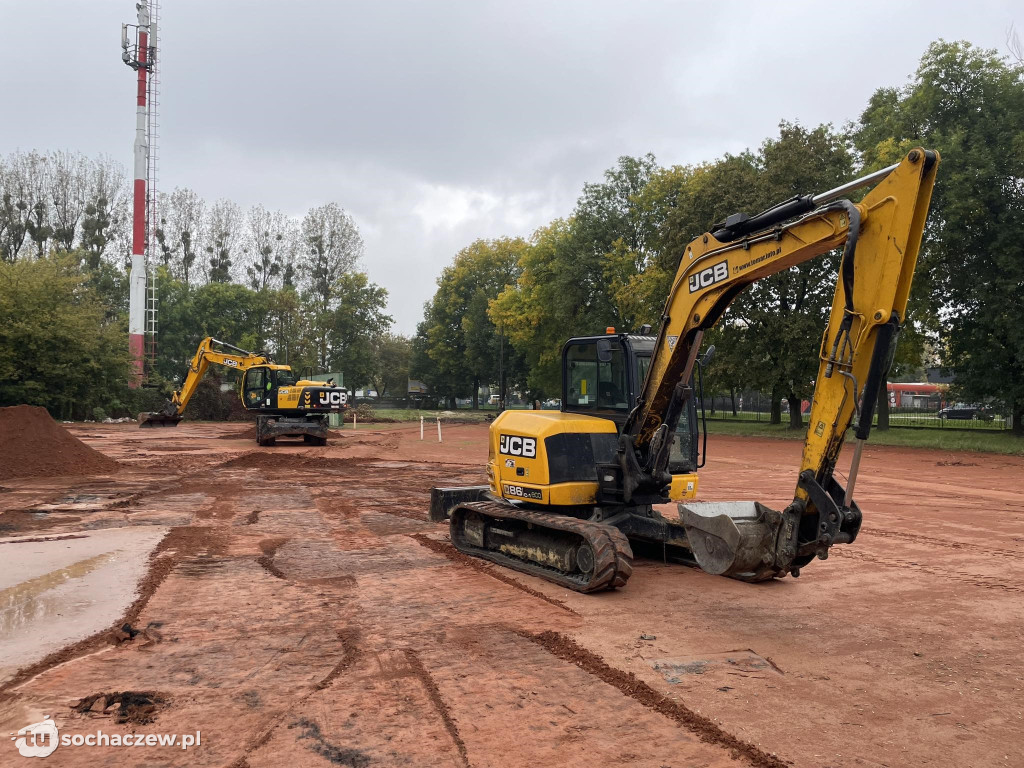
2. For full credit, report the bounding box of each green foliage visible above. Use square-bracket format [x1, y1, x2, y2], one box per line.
[328, 271, 392, 388]
[855, 40, 1024, 432]
[366, 333, 412, 399]
[0, 252, 133, 419]
[415, 238, 528, 403]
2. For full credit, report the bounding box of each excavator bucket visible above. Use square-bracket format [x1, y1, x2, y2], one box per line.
[137, 411, 183, 428]
[677, 501, 784, 582]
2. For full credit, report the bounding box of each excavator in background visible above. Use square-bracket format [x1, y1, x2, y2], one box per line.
[139, 337, 349, 445]
[430, 148, 939, 591]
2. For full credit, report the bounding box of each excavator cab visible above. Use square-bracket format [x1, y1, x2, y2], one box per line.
[241, 366, 273, 409]
[561, 332, 699, 478]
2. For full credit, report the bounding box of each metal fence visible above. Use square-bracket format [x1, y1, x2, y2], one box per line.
[702, 392, 1011, 431]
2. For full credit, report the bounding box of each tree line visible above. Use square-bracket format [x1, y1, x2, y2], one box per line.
[0, 152, 411, 419]
[412, 41, 1024, 434]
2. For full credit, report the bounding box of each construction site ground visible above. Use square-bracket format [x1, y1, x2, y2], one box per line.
[1, 420, 1022, 767]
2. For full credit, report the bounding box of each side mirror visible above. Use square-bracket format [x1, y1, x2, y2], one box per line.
[596, 338, 613, 363]
[700, 345, 716, 368]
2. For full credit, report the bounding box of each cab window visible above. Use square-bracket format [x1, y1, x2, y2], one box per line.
[565, 341, 629, 411]
[244, 368, 266, 405]
[669, 406, 695, 473]
[635, 354, 651, 396]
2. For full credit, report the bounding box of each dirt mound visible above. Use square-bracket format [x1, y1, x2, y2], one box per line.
[0, 405, 120, 480]
[71, 691, 166, 724]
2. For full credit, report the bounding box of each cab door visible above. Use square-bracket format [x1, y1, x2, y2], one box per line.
[242, 367, 273, 411]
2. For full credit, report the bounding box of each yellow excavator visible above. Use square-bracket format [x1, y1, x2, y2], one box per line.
[139, 337, 349, 445]
[430, 148, 939, 591]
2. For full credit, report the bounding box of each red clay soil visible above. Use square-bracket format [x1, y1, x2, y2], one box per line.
[0, 405, 120, 480]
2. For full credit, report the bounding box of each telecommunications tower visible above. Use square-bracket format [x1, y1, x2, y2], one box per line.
[122, 0, 160, 385]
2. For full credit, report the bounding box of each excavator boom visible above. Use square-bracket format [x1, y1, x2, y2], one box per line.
[138, 338, 271, 427]
[625, 148, 939, 577]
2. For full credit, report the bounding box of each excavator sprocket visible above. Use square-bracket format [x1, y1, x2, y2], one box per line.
[449, 500, 633, 593]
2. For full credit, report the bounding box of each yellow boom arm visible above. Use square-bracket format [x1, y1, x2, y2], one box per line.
[167, 337, 272, 416]
[622, 149, 939, 523]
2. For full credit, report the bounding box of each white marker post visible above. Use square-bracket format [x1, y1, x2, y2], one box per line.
[353, 412, 357, 430]
[437, 417, 442, 443]
[420, 415, 424, 440]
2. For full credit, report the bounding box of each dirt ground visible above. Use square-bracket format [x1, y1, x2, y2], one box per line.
[1, 420, 1022, 767]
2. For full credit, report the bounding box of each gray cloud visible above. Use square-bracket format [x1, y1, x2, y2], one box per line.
[0, 0, 1017, 331]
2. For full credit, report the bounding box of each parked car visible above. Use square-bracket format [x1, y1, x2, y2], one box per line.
[938, 404, 994, 421]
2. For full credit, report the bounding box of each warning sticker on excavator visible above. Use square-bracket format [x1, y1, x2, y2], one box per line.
[815, 421, 825, 436]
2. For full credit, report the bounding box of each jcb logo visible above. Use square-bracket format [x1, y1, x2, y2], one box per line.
[499, 434, 536, 458]
[318, 391, 347, 406]
[688, 259, 729, 293]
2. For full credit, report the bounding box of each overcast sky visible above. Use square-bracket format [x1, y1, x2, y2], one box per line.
[0, 1, 1017, 332]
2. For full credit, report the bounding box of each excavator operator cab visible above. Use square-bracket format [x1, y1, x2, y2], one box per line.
[561, 332, 700, 474]
[242, 366, 273, 408]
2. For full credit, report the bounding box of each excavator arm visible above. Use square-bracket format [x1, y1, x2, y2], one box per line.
[139, 337, 271, 426]
[618, 148, 939, 577]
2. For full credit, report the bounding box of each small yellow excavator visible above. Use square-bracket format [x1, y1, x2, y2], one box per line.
[431, 148, 939, 591]
[139, 337, 349, 445]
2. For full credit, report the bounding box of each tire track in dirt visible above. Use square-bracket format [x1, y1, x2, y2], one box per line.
[862, 528, 1021, 559]
[229, 627, 363, 768]
[516, 630, 788, 768]
[404, 650, 471, 768]
[833, 549, 1024, 592]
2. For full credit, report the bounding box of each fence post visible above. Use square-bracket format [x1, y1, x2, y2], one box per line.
[420, 415, 424, 440]
[437, 417, 442, 443]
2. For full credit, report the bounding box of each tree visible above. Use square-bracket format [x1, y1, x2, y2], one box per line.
[657, 123, 854, 427]
[206, 199, 242, 283]
[49, 151, 89, 251]
[366, 333, 412, 399]
[489, 220, 580, 395]
[80, 157, 127, 270]
[327, 272, 391, 384]
[0, 252, 133, 419]
[0, 152, 37, 261]
[243, 205, 292, 292]
[855, 41, 1024, 433]
[414, 238, 526, 406]
[301, 202, 364, 367]
[161, 187, 206, 287]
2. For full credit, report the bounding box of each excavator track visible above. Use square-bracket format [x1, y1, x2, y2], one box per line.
[449, 501, 633, 593]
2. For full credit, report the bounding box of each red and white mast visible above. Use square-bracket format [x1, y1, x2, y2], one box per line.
[122, 2, 154, 385]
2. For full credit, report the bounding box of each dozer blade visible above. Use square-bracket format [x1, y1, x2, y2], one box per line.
[138, 412, 183, 428]
[677, 501, 784, 582]
[450, 500, 633, 593]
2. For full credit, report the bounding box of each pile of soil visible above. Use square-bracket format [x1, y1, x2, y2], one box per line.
[0, 405, 120, 480]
